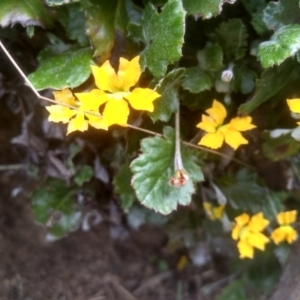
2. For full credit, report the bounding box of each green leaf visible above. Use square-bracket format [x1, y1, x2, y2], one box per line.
[182, 67, 213, 94]
[231, 64, 257, 94]
[262, 132, 300, 161]
[239, 59, 297, 114]
[113, 163, 136, 211]
[28, 47, 93, 90]
[241, 0, 268, 35]
[263, 0, 300, 31]
[74, 165, 93, 186]
[215, 280, 246, 300]
[66, 143, 82, 175]
[82, 0, 142, 60]
[0, 0, 53, 28]
[31, 178, 81, 237]
[46, 0, 79, 6]
[258, 24, 300, 68]
[182, 0, 227, 19]
[247, 252, 281, 293]
[55, 3, 89, 46]
[150, 68, 185, 122]
[210, 19, 248, 60]
[218, 169, 286, 219]
[114, 0, 143, 33]
[84, 0, 117, 60]
[197, 43, 223, 72]
[128, 0, 185, 78]
[37, 34, 72, 60]
[130, 127, 204, 215]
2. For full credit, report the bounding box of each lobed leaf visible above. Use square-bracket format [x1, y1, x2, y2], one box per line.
[128, 0, 185, 78]
[130, 127, 204, 215]
[182, 67, 213, 94]
[218, 169, 286, 219]
[46, 0, 79, 5]
[31, 178, 82, 238]
[83, 0, 142, 61]
[113, 163, 136, 211]
[239, 59, 297, 114]
[262, 132, 300, 162]
[0, 0, 53, 28]
[210, 19, 248, 60]
[258, 24, 300, 68]
[263, 0, 300, 31]
[150, 68, 185, 122]
[197, 43, 223, 72]
[55, 3, 89, 46]
[182, 0, 234, 19]
[241, 0, 268, 35]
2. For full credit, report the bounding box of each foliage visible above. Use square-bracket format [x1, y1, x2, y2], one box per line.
[2, 0, 300, 297]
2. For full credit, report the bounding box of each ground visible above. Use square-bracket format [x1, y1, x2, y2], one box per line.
[0, 34, 220, 300]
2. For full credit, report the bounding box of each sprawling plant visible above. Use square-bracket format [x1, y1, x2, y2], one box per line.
[2, 0, 300, 297]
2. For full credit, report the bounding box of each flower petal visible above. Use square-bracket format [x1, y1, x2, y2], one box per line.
[232, 224, 241, 240]
[272, 226, 298, 244]
[277, 210, 297, 225]
[237, 240, 254, 259]
[205, 100, 227, 126]
[67, 111, 88, 134]
[91, 62, 120, 93]
[103, 99, 130, 127]
[203, 202, 224, 220]
[229, 116, 256, 132]
[234, 213, 250, 227]
[86, 113, 108, 130]
[126, 88, 160, 112]
[271, 227, 286, 245]
[248, 212, 269, 232]
[196, 115, 217, 133]
[286, 227, 298, 244]
[198, 132, 224, 149]
[46, 105, 76, 124]
[53, 89, 77, 106]
[75, 89, 109, 111]
[223, 128, 248, 150]
[287, 98, 300, 113]
[118, 56, 141, 91]
[247, 232, 269, 250]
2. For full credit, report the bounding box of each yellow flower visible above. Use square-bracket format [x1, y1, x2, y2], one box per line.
[271, 210, 298, 244]
[83, 55, 160, 127]
[203, 201, 225, 220]
[196, 100, 256, 150]
[46, 89, 108, 135]
[287, 98, 300, 125]
[231, 212, 270, 259]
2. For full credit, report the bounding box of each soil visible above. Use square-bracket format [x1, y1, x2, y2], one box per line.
[0, 34, 217, 300]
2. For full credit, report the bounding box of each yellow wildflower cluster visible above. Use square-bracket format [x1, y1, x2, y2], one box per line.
[46, 56, 160, 134]
[271, 211, 298, 244]
[231, 211, 298, 259]
[287, 98, 300, 125]
[203, 201, 225, 220]
[196, 100, 256, 150]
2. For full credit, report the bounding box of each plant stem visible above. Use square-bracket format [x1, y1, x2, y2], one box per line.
[174, 109, 184, 170]
[0, 40, 257, 171]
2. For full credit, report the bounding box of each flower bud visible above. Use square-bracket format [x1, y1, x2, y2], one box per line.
[221, 69, 234, 82]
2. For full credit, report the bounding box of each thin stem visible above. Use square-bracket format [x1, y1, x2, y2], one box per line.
[174, 109, 184, 170]
[0, 164, 25, 171]
[184, 142, 256, 170]
[0, 41, 40, 98]
[0, 39, 257, 171]
[127, 124, 163, 137]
